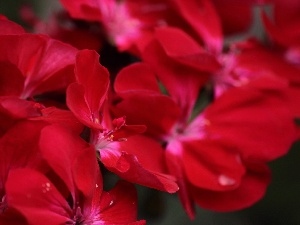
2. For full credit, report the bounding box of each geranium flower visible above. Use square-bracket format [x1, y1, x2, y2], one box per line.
[66, 49, 178, 193]
[5, 125, 145, 225]
[112, 27, 297, 218]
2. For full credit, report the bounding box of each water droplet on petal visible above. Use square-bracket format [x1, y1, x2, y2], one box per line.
[109, 200, 114, 206]
[42, 182, 52, 193]
[218, 175, 236, 186]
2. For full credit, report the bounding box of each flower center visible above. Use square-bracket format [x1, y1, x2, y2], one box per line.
[165, 115, 209, 144]
[73, 207, 85, 225]
[94, 130, 118, 150]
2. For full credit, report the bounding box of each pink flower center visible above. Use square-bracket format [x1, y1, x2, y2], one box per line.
[166, 115, 209, 143]
[94, 129, 120, 151]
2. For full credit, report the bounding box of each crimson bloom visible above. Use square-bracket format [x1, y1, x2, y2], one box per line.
[112, 27, 297, 218]
[5, 125, 145, 225]
[66, 49, 178, 193]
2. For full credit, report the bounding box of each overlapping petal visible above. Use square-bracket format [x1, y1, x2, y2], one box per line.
[204, 76, 297, 161]
[100, 136, 178, 193]
[67, 49, 109, 130]
[182, 140, 246, 191]
[142, 27, 218, 120]
[0, 33, 77, 99]
[98, 181, 146, 225]
[170, 0, 223, 53]
[191, 162, 271, 212]
[6, 168, 72, 225]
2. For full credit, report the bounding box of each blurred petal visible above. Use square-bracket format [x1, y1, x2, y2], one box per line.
[192, 162, 271, 211]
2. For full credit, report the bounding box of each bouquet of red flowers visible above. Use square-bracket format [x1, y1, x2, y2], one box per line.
[0, 0, 299, 224]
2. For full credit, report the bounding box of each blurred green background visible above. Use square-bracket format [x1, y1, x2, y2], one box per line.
[1, 1, 300, 224]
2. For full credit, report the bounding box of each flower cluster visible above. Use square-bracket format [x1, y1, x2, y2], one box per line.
[1, 0, 299, 224]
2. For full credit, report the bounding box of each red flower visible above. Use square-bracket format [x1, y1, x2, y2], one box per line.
[112, 27, 297, 218]
[67, 49, 178, 193]
[5, 125, 145, 225]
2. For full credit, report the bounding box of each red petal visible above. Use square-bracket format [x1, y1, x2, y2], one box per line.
[0, 120, 47, 190]
[165, 148, 195, 219]
[142, 32, 212, 120]
[0, 17, 25, 35]
[212, 0, 257, 35]
[182, 140, 246, 191]
[6, 168, 72, 225]
[99, 181, 145, 224]
[115, 62, 161, 94]
[205, 76, 297, 161]
[113, 93, 180, 138]
[191, 162, 271, 211]
[0, 97, 42, 119]
[73, 146, 103, 204]
[0, 62, 25, 96]
[171, 0, 223, 53]
[75, 50, 110, 118]
[60, 0, 102, 21]
[153, 27, 220, 71]
[101, 148, 178, 193]
[117, 135, 168, 173]
[0, 34, 77, 98]
[30, 107, 84, 133]
[67, 82, 103, 130]
[39, 125, 89, 196]
[0, 208, 27, 224]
